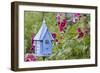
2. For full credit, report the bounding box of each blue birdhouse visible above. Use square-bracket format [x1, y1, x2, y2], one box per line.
[34, 19, 54, 56]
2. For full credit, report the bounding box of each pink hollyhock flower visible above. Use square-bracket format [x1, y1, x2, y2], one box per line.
[62, 18, 67, 28]
[57, 21, 60, 25]
[61, 22, 65, 27]
[78, 32, 84, 39]
[24, 53, 37, 62]
[56, 13, 67, 33]
[56, 13, 61, 22]
[72, 13, 80, 23]
[77, 27, 81, 32]
[56, 15, 60, 21]
[75, 13, 80, 17]
[59, 19, 66, 32]
[77, 27, 84, 38]
[61, 19, 66, 27]
[63, 18, 67, 24]
[76, 13, 81, 20]
[74, 13, 81, 21]
[59, 24, 64, 32]
[59, 19, 67, 32]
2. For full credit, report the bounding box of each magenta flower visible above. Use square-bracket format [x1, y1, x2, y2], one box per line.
[29, 46, 35, 53]
[57, 21, 60, 25]
[63, 18, 67, 23]
[56, 13, 61, 22]
[78, 32, 84, 38]
[52, 32, 57, 39]
[75, 13, 80, 17]
[24, 53, 37, 62]
[77, 27, 84, 38]
[77, 27, 81, 32]
[61, 21, 65, 27]
[59, 25, 63, 32]
[56, 13, 67, 33]
[56, 15, 60, 21]
[60, 19, 67, 32]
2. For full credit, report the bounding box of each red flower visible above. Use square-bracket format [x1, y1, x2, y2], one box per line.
[77, 27, 84, 38]
[29, 46, 35, 53]
[57, 21, 60, 25]
[75, 13, 80, 17]
[77, 27, 81, 33]
[56, 13, 68, 33]
[59, 25, 63, 32]
[78, 32, 84, 38]
[61, 21, 65, 27]
[52, 33, 57, 39]
[63, 18, 67, 24]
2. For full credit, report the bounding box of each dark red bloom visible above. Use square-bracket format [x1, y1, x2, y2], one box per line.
[29, 45, 35, 53]
[77, 27, 81, 33]
[62, 18, 67, 27]
[32, 40, 34, 45]
[57, 21, 60, 25]
[61, 21, 65, 27]
[52, 33, 57, 39]
[63, 18, 67, 24]
[78, 32, 84, 38]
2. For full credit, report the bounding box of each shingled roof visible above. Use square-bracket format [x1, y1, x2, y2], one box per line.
[34, 19, 54, 40]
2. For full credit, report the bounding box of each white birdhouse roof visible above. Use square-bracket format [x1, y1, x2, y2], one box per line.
[34, 19, 54, 40]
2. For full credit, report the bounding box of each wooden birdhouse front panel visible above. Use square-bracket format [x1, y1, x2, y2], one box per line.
[42, 31, 52, 56]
